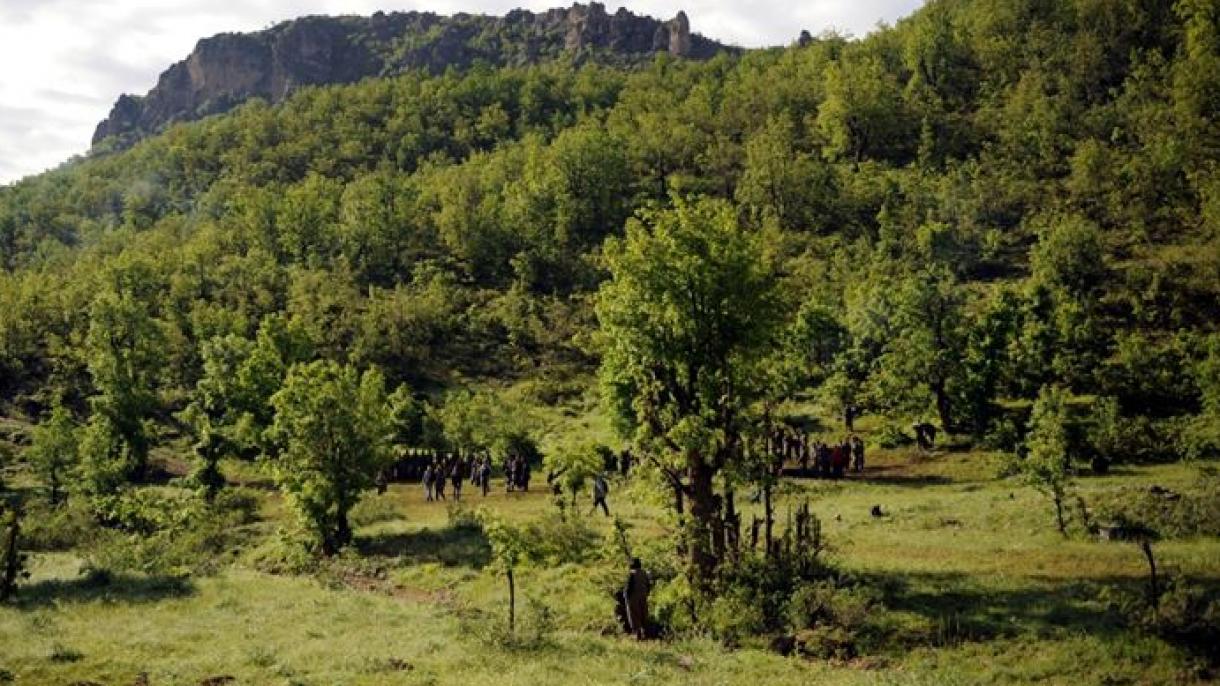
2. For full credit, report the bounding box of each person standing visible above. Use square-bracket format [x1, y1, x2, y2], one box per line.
[450, 458, 463, 501]
[422, 463, 435, 502]
[622, 558, 651, 640]
[852, 435, 865, 473]
[480, 457, 492, 497]
[434, 461, 446, 501]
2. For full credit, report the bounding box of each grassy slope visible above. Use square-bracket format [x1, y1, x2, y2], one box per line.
[2, 441, 1217, 685]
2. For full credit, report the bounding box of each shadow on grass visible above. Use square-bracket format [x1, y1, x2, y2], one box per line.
[860, 570, 1207, 645]
[14, 572, 196, 609]
[356, 524, 492, 569]
[856, 470, 954, 488]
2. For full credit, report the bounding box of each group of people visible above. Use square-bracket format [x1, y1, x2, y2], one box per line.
[420, 453, 535, 502]
[421, 455, 492, 501]
[770, 427, 866, 478]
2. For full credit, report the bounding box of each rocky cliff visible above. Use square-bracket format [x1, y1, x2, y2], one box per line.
[92, 4, 730, 148]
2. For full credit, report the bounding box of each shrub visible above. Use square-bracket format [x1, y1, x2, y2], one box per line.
[244, 530, 318, 576]
[788, 580, 881, 659]
[458, 596, 557, 650]
[875, 423, 913, 449]
[707, 589, 767, 646]
[1092, 477, 1220, 538]
[20, 498, 97, 551]
[1111, 578, 1220, 666]
[84, 489, 256, 576]
[349, 494, 401, 527]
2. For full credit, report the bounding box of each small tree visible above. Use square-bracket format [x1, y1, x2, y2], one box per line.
[27, 404, 79, 505]
[543, 442, 604, 510]
[477, 509, 530, 633]
[1023, 384, 1074, 536]
[0, 502, 29, 602]
[266, 361, 393, 555]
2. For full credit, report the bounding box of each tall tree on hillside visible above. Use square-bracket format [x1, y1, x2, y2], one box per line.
[266, 360, 393, 555]
[78, 290, 164, 497]
[597, 197, 784, 593]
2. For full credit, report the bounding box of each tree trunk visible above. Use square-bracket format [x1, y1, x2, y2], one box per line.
[1, 508, 20, 602]
[687, 454, 718, 594]
[673, 481, 686, 558]
[763, 478, 775, 559]
[507, 567, 516, 633]
[724, 489, 739, 559]
[1053, 491, 1067, 537]
[933, 379, 953, 435]
[1140, 541, 1159, 606]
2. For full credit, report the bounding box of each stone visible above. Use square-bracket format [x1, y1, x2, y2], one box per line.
[91, 5, 735, 149]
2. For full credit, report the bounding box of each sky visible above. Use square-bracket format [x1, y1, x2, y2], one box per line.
[0, 0, 924, 185]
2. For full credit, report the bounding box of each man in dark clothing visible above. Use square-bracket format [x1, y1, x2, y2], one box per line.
[620, 449, 633, 477]
[623, 558, 650, 639]
[433, 463, 446, 500]
[520, 460, 531, 492]
[450, 459, 463, 501]
[422, 464, 435, 502]
[480, 458, 492, 497]
[591, 473, 610, 517]
[852, 436, 865, 473]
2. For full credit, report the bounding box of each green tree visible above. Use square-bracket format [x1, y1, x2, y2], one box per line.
[79, 290, 164, 496]
[476, 508, 530, 633]
[1022, 384, 1073, 537]
[735, 115, 834, 231]
[597, 197, 784, 593]
[266, 360, 394, 555]
[26, 404, 79, 505]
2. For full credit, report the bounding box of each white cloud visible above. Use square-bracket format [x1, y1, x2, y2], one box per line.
[0, 0, 924, 184]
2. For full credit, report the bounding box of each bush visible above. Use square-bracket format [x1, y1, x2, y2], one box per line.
[84, 489, 257, 576]
[707, 589, 767, 646]
[1111, 578, 1220, 666]
[349, 494, 401, 527]
[446, 502, 481, 530]
[1091, 477, 1220, 538]
[787, 580, 881, 659]
[650, 573, 697, 636]
[20, 498, 97, 551]
[875, 423, 912, 449]
[458, 596, 556, 650]
[244, 530, 318, 576]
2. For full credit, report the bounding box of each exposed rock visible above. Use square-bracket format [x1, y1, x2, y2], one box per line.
[92, 4, 733, 149]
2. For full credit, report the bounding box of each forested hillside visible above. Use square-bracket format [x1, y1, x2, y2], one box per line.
[3, 1, 1220, 682]
[2, 0, 1219, 456]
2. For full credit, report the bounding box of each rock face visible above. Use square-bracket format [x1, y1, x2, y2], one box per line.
[92, 4, 730, 148]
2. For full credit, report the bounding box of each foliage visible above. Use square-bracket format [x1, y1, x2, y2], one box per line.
[597, 196, 784, 592]
[25, 404, 78, 504]
[78, 290, 164, 498]
[1021, 384, 1074, 536]
[265, 360, 394, 555]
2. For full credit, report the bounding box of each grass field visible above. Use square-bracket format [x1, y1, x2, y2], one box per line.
[2, 441, 1217, 685]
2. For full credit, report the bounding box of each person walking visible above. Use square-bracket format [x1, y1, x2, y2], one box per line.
[591, 473, 610, 517]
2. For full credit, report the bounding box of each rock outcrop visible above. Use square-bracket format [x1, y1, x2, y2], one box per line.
[92, 4, 730, 148]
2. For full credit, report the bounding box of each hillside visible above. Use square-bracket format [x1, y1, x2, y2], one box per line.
[1, 0, 1219, 683]
[91, 3, 731, 149]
